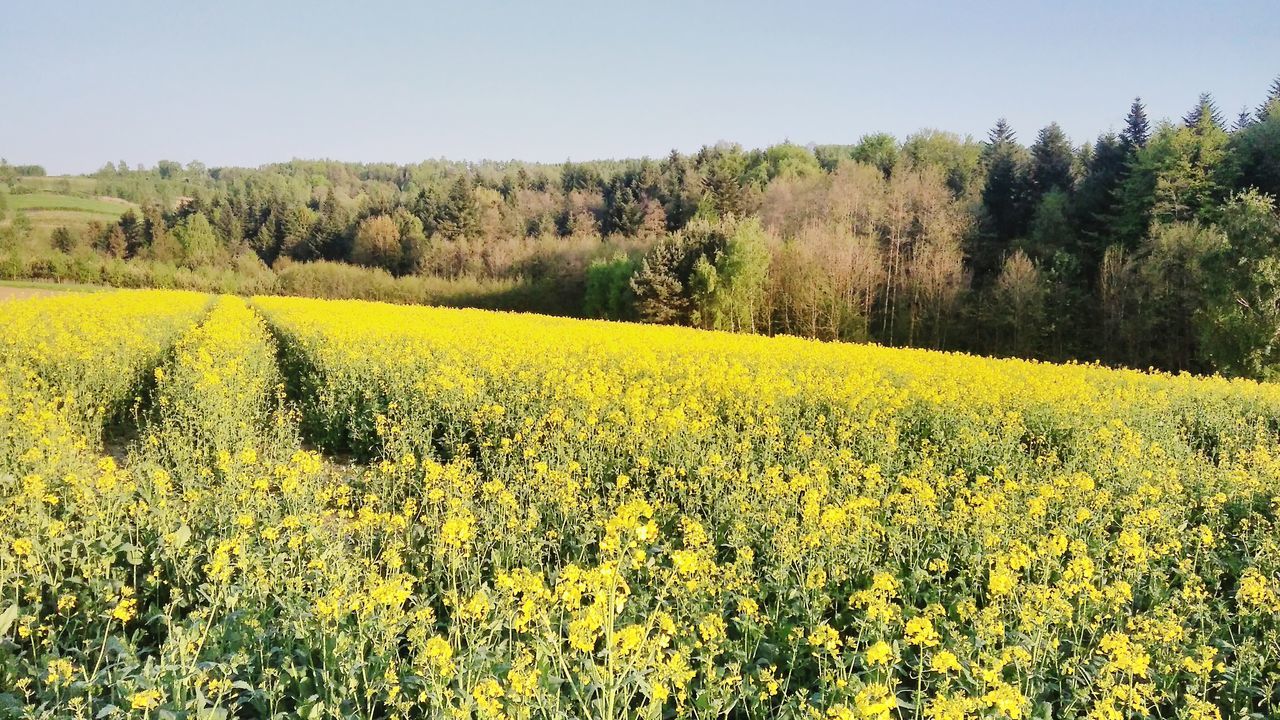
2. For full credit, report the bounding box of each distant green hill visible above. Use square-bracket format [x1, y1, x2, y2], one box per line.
[13, 175, 101, 195]
[3, 187, 136, 243]
[8, 191, 134, 217]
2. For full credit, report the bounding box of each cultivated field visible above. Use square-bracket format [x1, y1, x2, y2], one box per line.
[2, 291, 1279, 719]
[5, 193, 132, 217]
[11, 177, 103, 196]
[2, 190, 136, 243]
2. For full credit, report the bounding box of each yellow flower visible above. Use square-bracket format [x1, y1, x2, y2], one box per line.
[130, 689, 164, 710]
[904, 616, 940, 648]
[44, 658, 76, 686]
[865, 640, 894, 667]
[471, 678, 504, 717]
[1237, 568, 1280, 613]
[1180, 646, 1217, 676]
[930, 649, 962, 674]
[854, 683, 896, 720]
[441, 509, 477, 552]
[10, 538, 33, 557]
[808, 623, 841, 654]
[615, 624, 646, 656]
[1099, 632, 1150, 677]
[421, 636, 455, 678]
[111, 589, 138, 623]
[698, 613, 727, 644]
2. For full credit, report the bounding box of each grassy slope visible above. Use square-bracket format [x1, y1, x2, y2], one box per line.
[3, 185, 136, 244]
[8, 191, 135, 217]
[13, 175, 102, 194]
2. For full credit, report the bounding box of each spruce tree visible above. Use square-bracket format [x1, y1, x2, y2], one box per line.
[1258, 75, 1280, 120]
[1183, 92, 1225, 131]
[1233, 107, 1254, 132]
[986, 118, 1016, 148]
[251, 211, 281, 263]
[1071, 133, 1128, 274]
[603, 178, 643, 236]
[119, 209, 145, 257]
[1029, 123, 1075, 198]
[978, 119, 1029, 280]
[1120, 98, 1150, 151]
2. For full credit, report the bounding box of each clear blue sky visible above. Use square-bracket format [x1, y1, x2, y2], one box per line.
[3, 0, 1277, 175]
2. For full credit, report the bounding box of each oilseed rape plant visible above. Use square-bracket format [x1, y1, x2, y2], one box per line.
[2, 291, 1279, 719]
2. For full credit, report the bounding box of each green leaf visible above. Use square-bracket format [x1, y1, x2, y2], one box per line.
[0, 604, 17, 637]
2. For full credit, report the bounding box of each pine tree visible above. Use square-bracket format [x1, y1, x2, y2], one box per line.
[631, 233, 694, 324]
[985, 118, 1016, 148]
[1183, 92, 1225, 132]
[50, 226, 77, 253]
[978, 119, 1029, 281]
[1233, 107, 1254, 132]
[1258, 75, 1280, 120]
[1072, 133, 1128, 274]
[1233, 84, 1280, 199]
[1028, 123, 1075, 198]
[699, 147, 750, 218]
[1120, 98, 1150, 151]
[437, 175, 479, 240]
[118, 209, 144, 257]
[603, 178, 643, 236]
[250, 211, 280, 263]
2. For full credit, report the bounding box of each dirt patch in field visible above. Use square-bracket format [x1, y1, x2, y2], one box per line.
[0, 286, 63, 302]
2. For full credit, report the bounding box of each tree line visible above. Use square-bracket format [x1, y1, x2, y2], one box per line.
[4, 76, 1280, 378]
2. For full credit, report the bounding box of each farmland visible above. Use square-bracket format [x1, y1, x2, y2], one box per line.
[1, 190, 135, 245]
[2, 290, 1280, 719]
[5, 193, 133, 217]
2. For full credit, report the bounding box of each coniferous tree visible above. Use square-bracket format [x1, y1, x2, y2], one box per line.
[631, 233, 696, 324]
[50, 226, 77, 253]
[316, 188, 351, 260]
[1028, 123, 1075, 200]
[977, 119, 1028, 280]
[438, 175, 480, 240]
[1257, 75, 1280, 120]
[1183, 92, 1225, 132]
[279, 205, 319, 260]
[118, 209, 145, 257]
[1139, 221, 1225, 371]
[603, 179, 643, 236]
[211, 200, 244, 253]
[699, 146, 751, 218]
[1153, 119, 1232, 225]
[1231, 97, 1280, 199]
[142, 205, 167, 247]
[251, 210, 281, 263]
[1120, 98, 1150, 151]
[103, 225, 128, 258]
[659, 150, 701, 230]
[1233, 107, 1254, 133]
[1071, 134, 1128, 275]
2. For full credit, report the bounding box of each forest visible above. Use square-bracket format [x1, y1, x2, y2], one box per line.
[3, 76, 1280, 378]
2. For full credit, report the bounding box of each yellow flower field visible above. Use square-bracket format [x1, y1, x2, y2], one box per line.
[3, 291, 1279, 719]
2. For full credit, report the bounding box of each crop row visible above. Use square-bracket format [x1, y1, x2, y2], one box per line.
[3, 291, 1280, 719]
[254, 296, 1280, 719]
